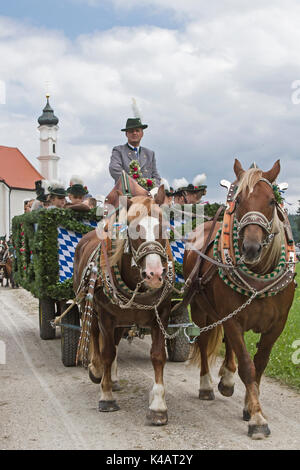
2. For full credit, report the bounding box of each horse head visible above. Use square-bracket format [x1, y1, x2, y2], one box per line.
[109, 185, 168, 290]
[233, 159, 283, 264]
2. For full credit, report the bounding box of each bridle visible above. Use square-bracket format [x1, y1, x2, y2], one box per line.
[129, 239, 168, 266]
[231, 177, 280, 248]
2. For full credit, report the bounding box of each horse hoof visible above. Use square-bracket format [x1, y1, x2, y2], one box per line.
[218, 381, 234, 397]
[243, 409, 251, 421]
[199, 389, 215, 401]
[112, 381, 122, 392]
[88, 367, 101, 384]
[248, 424, 271, 439]
[147, 409, 168, 426]
[98, 400, 120, 412]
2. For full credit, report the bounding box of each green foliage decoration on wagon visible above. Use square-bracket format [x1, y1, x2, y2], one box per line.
[12, 208, 100, 300]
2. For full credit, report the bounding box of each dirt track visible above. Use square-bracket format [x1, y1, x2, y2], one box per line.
[0, 287, 299, 450]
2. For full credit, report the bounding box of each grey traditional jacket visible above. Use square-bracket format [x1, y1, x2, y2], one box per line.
[109, 144, 161, 186]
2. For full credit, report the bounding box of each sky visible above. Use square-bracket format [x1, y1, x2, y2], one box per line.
[0, 0, 300, 210]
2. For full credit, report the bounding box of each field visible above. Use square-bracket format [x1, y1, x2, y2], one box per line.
[244, 263, 300, 389]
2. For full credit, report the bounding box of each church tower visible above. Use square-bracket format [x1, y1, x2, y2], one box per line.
[37, 94, 60, 180]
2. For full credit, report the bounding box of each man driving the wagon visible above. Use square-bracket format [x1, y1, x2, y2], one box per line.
[109, 117, 161, 187]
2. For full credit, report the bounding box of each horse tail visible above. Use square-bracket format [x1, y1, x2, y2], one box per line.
[189, 325, 223, 368]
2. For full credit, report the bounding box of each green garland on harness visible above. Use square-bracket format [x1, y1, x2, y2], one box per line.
[213, 219, 287, 298]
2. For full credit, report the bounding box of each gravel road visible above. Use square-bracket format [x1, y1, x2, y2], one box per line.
[0, 287, 299, 450]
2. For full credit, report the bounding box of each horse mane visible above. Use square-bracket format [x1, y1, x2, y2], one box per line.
[257, 210, 285, 274]
[100, 196, 161, 268]
[234, 168, 263, 199]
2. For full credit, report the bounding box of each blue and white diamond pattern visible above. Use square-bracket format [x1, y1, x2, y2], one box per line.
[57, 220, 97, 283]
[170, 239, 185, 283]
[169, 218, 186, 283]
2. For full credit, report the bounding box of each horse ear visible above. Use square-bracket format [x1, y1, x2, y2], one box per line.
[154, 185, 165, 206]
[262, 160, 280, 183]
[234, 159, 245, 180]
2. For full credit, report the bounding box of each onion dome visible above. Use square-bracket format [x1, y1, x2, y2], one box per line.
[38, 94, 59, 126]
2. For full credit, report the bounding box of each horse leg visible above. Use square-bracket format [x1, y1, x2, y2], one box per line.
[98, 311, 120, 412]
[242, 319, 288, 425]
[190, 297, 222, 400]
[218, 334, 236, 397]
[223, 321, 270, 439]
[111, 327, 124, 392]
[197, 331, 215, 400]
[147, 315, 168, 426]
[88, 314, 103, 384]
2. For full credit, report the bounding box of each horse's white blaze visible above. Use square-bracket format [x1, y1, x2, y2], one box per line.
[221, 366, 235, 388]
[139, 216, 157, 241]
[139, 216, 163, 274]
[200, 373, 213, 391]
[149, 383, 167, 412]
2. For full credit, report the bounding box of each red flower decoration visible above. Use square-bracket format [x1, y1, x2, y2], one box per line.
[133, 167, 138, 171]
[147, 179, 153, 187]
[133, 174, 139, 179]
[21, 232, 24, 236]
[23, 266, 26, 270]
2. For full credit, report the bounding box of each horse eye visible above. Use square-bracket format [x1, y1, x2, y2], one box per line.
[270, 199, 276, 206]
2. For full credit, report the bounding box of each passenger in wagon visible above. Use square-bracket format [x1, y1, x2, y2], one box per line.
[173, 174, 207, 205]
[47, 183, 67, 209]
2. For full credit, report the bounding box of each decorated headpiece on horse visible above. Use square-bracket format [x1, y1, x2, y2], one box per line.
[215, 159, 296, 298]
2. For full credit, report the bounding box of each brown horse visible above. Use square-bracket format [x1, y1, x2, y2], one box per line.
[0, 241, 14, 288]
[73, 185, 175, 425]
[183, 159, 296, 439]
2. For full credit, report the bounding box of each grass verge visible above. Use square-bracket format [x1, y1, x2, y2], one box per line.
[244, 264, 300, 389]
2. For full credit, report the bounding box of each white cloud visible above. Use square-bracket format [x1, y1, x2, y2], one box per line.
[0, 4, 300, 209]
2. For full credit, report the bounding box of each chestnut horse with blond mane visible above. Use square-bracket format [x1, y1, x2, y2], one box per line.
[183, 160, 296, 439]
[73, 185, 175, 425]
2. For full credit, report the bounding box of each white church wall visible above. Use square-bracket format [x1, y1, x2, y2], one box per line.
[0, 182, 10, 237]
[10, 189, 36, 222]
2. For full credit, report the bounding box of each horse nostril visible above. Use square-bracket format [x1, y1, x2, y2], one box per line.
[142, 270, 147, 279]
[150, 272, 154, 277]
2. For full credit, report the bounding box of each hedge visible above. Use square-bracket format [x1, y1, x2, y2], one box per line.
[11, 208, 100, 300]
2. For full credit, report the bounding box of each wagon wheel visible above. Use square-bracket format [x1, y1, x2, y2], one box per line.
[60, 302, 81, 367]
[166, 302, 191, 362]
[39, 298, 56, 340]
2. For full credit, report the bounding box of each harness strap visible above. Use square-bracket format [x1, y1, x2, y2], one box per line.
[171, 204, 225, 315]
